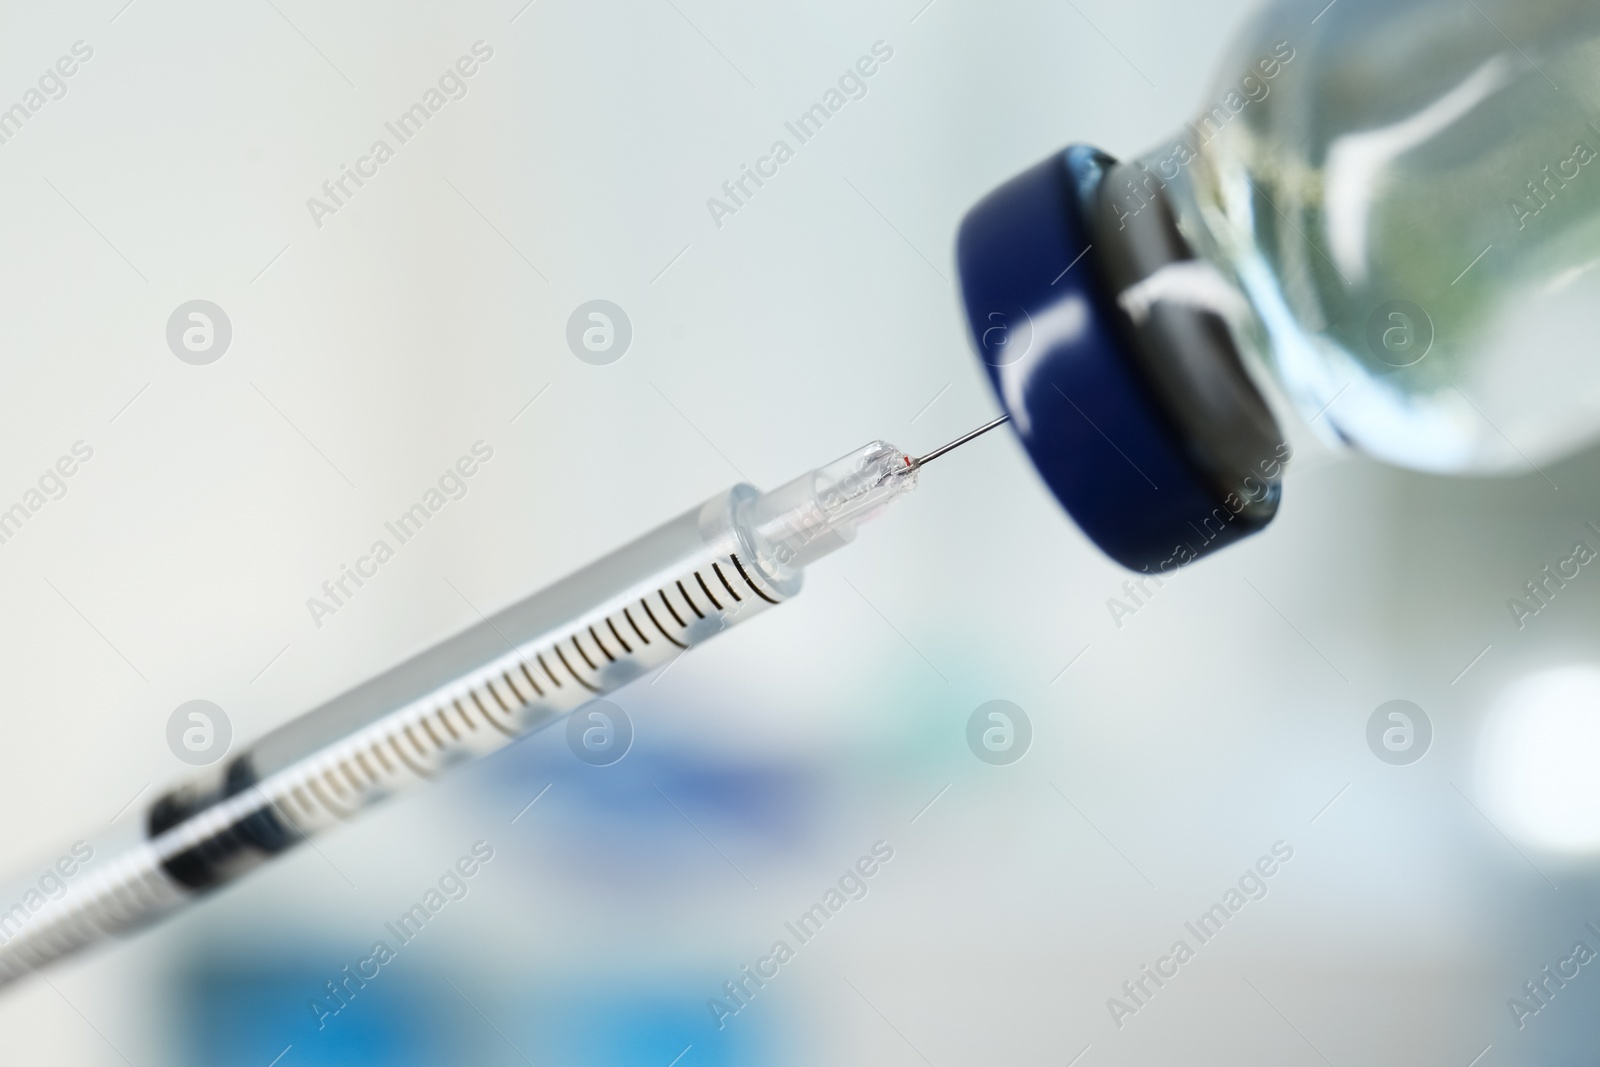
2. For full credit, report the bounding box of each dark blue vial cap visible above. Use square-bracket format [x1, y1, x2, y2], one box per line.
[955, 146, 1283, 572]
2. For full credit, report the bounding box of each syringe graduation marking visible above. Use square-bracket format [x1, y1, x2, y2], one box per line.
[477, 691, 518, 738]
[623, 607, 652, 646]
[537, 652, 563, 689]
[712, 563, 742, 603]
[393, 732, 432, 778]
[499, 670, 525, 705]
[308, 778, 345, 818]
[438, 704, 463, 741]
[555, 645, 601, 693]
[572, 634, 599, 672]
[517, 661, 545, 697]
[676, 580, 706, 620]
[403, 723, 429, 760]
[420, 715, 447, 751]
[606, 617, 633, 654]
[695, 572, 724, 611]
[657, 591, 688, 630]
[730, 554, 780, 605]
[642, 597, 686, 648]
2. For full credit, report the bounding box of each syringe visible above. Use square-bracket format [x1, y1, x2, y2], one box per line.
[0, 419, 1008, 989]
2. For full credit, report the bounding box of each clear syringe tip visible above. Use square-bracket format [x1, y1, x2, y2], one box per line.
[739, 440, 917, 572]
[737, 414, 1011, 574]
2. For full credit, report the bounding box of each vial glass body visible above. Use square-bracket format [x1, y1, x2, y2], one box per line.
[1131, 0, 1600, 474]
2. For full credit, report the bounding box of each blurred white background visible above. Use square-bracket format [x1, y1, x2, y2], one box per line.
[0, 0, 1598, 1063]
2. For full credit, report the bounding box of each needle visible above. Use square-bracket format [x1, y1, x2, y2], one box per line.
[907, 414, 1011, 470]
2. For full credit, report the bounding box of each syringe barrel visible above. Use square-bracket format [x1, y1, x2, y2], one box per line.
[0, 439, 917, 987]
[155, 484, 800, 890]
[0, 486, 793, 985]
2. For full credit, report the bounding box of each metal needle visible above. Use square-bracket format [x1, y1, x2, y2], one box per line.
[908, 414, 1011, 470]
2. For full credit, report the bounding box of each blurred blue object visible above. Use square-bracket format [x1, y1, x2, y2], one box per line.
[179, 957, 778, 1067]
[476, 722, 821, 853]
[513, 983, 775, 1067]
[180, 961, 458, 1067]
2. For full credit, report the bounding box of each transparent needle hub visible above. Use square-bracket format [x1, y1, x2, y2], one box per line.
[739, 440, 918, 573]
